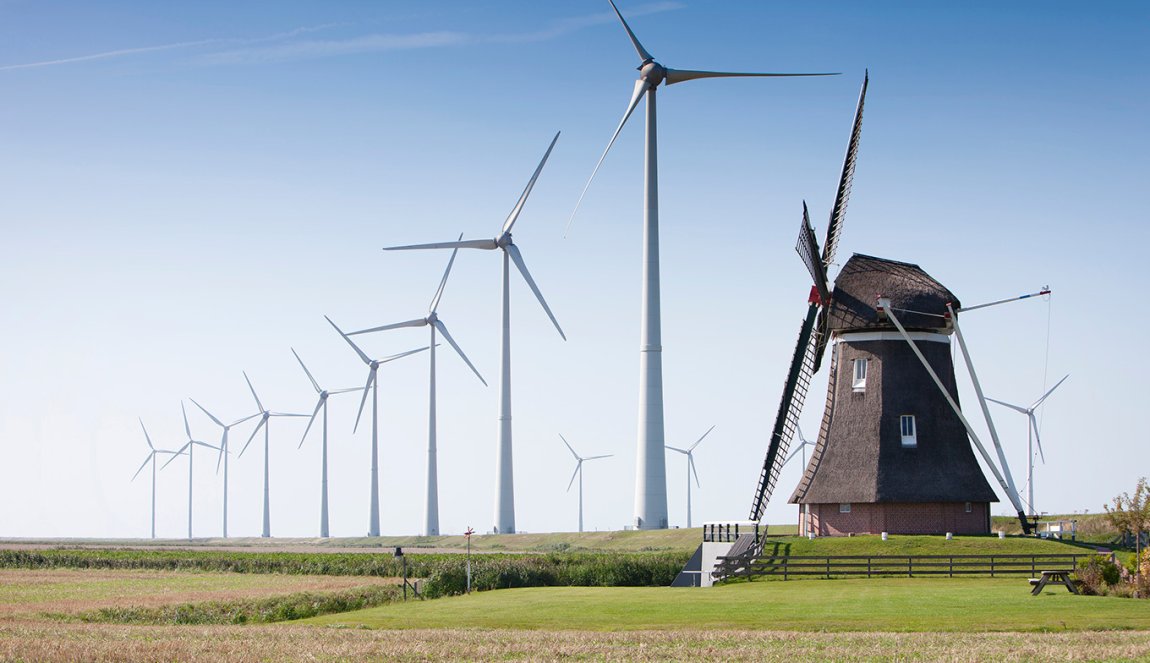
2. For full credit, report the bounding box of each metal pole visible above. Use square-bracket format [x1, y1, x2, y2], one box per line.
[321, 401, 329, 538]
[222, 429, 229, 539]
[151, 455, 156, 539]
[262, 422, 271, 538]
[369, 368, 380, 537]
[187, 440, 193, 540]
[426, 325, 439, 536]
[495, 251, 515, 534]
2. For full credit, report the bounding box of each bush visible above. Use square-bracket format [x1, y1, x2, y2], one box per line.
[1075, 555, 1121, 595]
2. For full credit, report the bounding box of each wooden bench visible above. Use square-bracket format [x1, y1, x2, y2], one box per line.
[1030, 570, 1078, 595]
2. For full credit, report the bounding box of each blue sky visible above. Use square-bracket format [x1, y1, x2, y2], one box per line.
[1, 1, 1147, 538]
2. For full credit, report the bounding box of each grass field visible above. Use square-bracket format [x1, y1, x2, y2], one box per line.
[759, 533, 1100, 557]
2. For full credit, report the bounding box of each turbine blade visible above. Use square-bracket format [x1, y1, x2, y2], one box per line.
[429, 234, 464, 313]
[353, 370, 375, 434]
[326, 316, 372, 366]
[139, 418, 154, 450]
[215, 435, 225, 474]
[985, 397, 1029, 415]
[665, 446, 688, 454]
[664, 68, 840, 86]
[689, 424, 716, 451]
[385, 238, 498, 251]
[239, 417, 266, 458]
[822, 70, 868, 268]
[349, 318, 427, 336]
[567, 463, 580, 493]
[181, 402, 192, 441]
[584, 454, 612, 461]
[1030, 413, 1047, 464]
[189, 399, 223, 428]
[506, 243, 565, 340]
[161, 443, 191, 470]
[434, 320, 487, 386]
[558, 433, 579, 461]
[131, 453, 153, 481]
[329, 387, 363, 395]
[782, 444, 803, 467]
[291, 348, 322, 394]
[229, 412, 262, 427]
[607, 0, 653, 62]
[501, 131, 560, 235]
[690, 455, 701, 488]
[567, 78, 650, 236]
[1032, 374, 1070, 409]
[192, 441, 220, 451]
[243, 371, 265, 412]
[379, 346, 431, 364]
[298, 398, 324, 449]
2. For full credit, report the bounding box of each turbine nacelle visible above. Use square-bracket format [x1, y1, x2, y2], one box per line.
[640, 61, 666, 87]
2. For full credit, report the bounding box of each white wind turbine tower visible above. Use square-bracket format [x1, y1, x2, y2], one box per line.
[781, 425, 816, 471]
[664, 425, 715, 529]
[383, 132, 565, 535]
[189, 398, 260, 539]
[160, 402, 221, 539]
[348, 243, 487, 537]
[987, 374, 1069, 519]
[238, 372, 309, 538]
[559, 434, 612, 534]
[570, 0, 836, 530]
[131, 419, 183, 539]
[326, 316, 429, 537]
[292, 348, 362, 539]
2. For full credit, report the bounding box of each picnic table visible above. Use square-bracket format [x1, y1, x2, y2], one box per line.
[1029, 570, 1079, 595]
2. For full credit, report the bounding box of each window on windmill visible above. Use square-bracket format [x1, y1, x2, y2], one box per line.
[853, 358, 868, 392]
[900, 415, 917, 448]
[965, 502, 973, 513]
[839, 503, 851, 513]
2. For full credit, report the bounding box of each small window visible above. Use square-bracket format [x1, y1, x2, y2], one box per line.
[839, 503, 852, 513]
[853, 358, 868, 391]
[965, 502, 972, 513]
[900, 415, 917, 447]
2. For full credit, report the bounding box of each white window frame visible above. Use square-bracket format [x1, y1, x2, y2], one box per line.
[839, 503, 851, 513]
[901, 415, 917, 447]
[852, 358, 868, 392]
[965, 502, 973, 513]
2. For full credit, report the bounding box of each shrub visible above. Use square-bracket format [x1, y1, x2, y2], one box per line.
[1075, 555, 1121, 595]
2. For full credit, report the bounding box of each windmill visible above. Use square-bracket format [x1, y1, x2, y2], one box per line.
[188, 398, 259, 539]
[665, 426, 715, 529]
[381, 132, 564, 535]
[325, 316, 429, 537]
[987, 375, 1069, 519]
[131, 418, 183, 539]
[291, 349, 363, 539]
[747, 73, 867, 525]
[160, 402, 221, 539]
[237, 372, 309, 538]
[570, 0, 837, 531]
[781, 425, 816, 471]
[559, 434, 612, 533]
[348, 242, 487, 537]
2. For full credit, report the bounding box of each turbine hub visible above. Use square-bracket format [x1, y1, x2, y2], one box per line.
[640, 61, 666, 87]
[427, 312, 438, 324]
[496, 233, 511, 248]
[320, 390, 329, 399]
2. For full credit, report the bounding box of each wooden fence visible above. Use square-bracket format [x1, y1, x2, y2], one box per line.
[714, 553, 1099, 582]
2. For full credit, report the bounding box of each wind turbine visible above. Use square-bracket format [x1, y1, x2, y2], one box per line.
[348, 243, 487, 536]
[292, 348, 362, 538]
[326, 316, 429, 537]
[237, 372, 309, 538]
[987, 374, 1069, 519]
[382, 132, 565, 534]
[189, 398, 259, 539]
[160, 402, 221, 540]
[559, 434, 612, 533]
[665, 425, 715, 528]
[781, 425, 816, 470]
[131, 419, 183, 539]
[570, 1, 837, 531]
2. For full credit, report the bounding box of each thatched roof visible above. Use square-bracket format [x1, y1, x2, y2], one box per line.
[825, 254, 960, 333]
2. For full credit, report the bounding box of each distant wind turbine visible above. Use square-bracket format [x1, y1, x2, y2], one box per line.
[348, 242, 487, 536]
[131, 418, 183, 539]
[160, 402, 221, 540]
[326, 316, 429, 537]
[189, 398, 260, 539]
[781, 425, 816, 471]
[238, 372, 309, 538]
[570, 0, 836, 530]
[665, 426, 715, 528]
[559, 434, 612, 533]
[987, 374, 1069, 518]
[292, 348, 362, 538]
[383, 132, 565, 534]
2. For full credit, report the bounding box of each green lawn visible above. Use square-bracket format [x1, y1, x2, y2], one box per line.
[307, 577, 1150, 632]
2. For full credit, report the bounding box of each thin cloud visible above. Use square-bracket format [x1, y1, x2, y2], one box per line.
[198, 2, 685, 66]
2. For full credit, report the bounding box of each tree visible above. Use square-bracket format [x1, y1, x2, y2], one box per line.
[1105, 477, 1150, 572]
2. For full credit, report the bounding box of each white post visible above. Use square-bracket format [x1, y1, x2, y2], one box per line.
[578, 464, 584, 533]
[187, 441, 193, 540]
[369, 368, 381, 537]
[426, 325, 439, 536]
[262, 423, 271, 538]
[222, 429, 229, 539]
[321, 401, 330, 538]
[1028, 424, 1035, 518]
[686, 455, 692, 529]
[634, 85, 668, 531]
[495, 250, 515, 534]
[151, 455, 157, 539]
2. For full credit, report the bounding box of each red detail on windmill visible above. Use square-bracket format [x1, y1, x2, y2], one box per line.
[808, 286, 822, 306]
